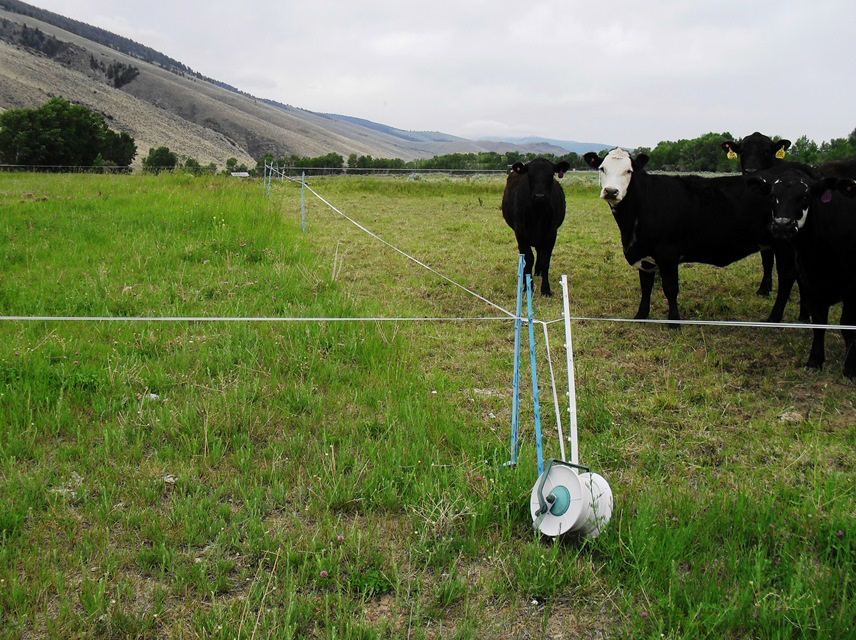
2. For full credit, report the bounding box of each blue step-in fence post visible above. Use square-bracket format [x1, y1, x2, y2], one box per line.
[506, 254, 525, 467]
[526, 274, 545, 476]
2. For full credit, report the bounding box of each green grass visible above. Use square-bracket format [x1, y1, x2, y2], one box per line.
[0, 171, 852, 638]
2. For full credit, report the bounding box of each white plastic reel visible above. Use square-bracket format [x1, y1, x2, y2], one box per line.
[530, 461, 613, 538]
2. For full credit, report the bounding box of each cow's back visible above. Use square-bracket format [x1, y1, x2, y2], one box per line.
[501, 171, 521, 230]
[624, 172, 768, 265]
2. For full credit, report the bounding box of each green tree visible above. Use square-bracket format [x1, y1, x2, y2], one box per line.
[182, 156, 202, 174]
[789, 136, 819, 165]
[819, 137, 853, 161]
[101, 129, 136, 166]
[0, 97, 135, 167]
[142, 146, 178, 173]
[224, 157, 249, 174]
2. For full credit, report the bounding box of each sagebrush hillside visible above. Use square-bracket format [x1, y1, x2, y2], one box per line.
[0, 3, 569, 169]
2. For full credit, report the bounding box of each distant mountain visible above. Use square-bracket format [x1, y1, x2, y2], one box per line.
[0, 1, 612, 167]
[319, 114, 464, 144]
[477, 137, 616, 155]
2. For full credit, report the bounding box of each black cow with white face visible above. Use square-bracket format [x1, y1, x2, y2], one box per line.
[584, 148, 803, 325]
[747, 171, 856, 380]
[502, 158, 570, 296]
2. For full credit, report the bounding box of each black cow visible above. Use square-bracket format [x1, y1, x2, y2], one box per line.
[502, 158, 570, 296]
[747, 171, 856, 380]
[723, 131, 856, 180]
[815, 156, 856, 178]
[723, 132, 856, 308]
[721, 131, 792, 175]
[721, 132, 792, 297]
[583, 148, 803, 324]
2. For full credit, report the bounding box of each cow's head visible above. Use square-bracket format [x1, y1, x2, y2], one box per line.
[583, 148, 648, 206]
[510, 158, 571, 203]
[722, 132, 791, 174]
[746, 173, 852, 239]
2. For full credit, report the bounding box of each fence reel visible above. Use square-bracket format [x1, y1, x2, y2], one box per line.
[508, 260, 613, 538]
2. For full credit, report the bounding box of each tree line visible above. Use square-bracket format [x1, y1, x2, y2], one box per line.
[1, 97, 854, 175]
[634, 130, 856, 172]
[258, 131, 856, 175]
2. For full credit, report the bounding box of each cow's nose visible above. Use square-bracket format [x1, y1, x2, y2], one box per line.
[602, 187, 619, 200]
[533, 192, 548, 202]
[770, 218, 797, 238]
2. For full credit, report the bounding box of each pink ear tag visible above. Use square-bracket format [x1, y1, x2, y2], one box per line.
[821, 190, 832, 204]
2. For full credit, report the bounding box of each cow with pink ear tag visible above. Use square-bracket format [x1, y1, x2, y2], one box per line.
[747, 171, 856, 380]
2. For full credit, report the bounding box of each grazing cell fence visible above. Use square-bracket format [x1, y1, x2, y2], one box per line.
[6, 166, 852, 334]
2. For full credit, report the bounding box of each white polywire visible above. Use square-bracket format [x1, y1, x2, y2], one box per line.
[560, 276, 579, 466]
[541, 322, 566, 462]
[301, 182, 515, 319]
[0, 315, 512, 323]
[542, 316, 856, 331]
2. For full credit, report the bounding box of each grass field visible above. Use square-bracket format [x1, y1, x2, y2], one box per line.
[0, 171, 852, 638]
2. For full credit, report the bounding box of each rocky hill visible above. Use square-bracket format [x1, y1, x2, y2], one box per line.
[0, 2, 580, 168]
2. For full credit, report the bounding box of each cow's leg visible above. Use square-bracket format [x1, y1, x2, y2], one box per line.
[659, 262, 681, 328]
[767, 246, 798, 323]
[517, 242, 535, 283]
[840, 300, 856, 381]
[534, 235, 557, 297]
[757, 248, 774, 297]
[635, 270, 655, 320]
[805, 303, 828, 371]
[795, 274, 812, 323]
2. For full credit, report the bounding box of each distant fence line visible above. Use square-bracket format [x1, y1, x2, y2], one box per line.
[0, 164, 521, 177]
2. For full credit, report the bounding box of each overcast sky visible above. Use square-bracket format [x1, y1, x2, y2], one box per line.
[26, 0, 856, 149]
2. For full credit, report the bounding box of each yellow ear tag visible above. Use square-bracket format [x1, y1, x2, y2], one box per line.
[776, 148, 786, 159]
[727, 150, 738, 160]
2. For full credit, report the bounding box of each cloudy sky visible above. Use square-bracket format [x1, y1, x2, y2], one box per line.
[27, 0, 856, 149]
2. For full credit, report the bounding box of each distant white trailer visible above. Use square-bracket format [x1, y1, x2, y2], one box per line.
[230, 171, 250, 178]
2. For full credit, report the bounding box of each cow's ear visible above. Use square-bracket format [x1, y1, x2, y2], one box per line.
[746, 176, 771, 196]
[836, 179, 856, 198]
[633, 154, 649, 171]
[810, 176, 838, 197]
[721, 141, 740, 158]
[511, 162, 526, 174]
[777, 139, 792, 152]
[583, 152, 602, 169]
[555, 161, 570, 178]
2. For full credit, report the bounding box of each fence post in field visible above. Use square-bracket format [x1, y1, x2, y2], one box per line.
[506, 255, 525, 468]
[301, 171, 306, 233]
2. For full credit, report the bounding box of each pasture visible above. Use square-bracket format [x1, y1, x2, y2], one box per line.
[0, 171, 852, 638]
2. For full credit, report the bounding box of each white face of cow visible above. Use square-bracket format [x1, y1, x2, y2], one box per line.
[596, 149, 635, 205]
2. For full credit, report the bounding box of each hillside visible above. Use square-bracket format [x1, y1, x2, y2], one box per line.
[0, 2, 594, 169]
